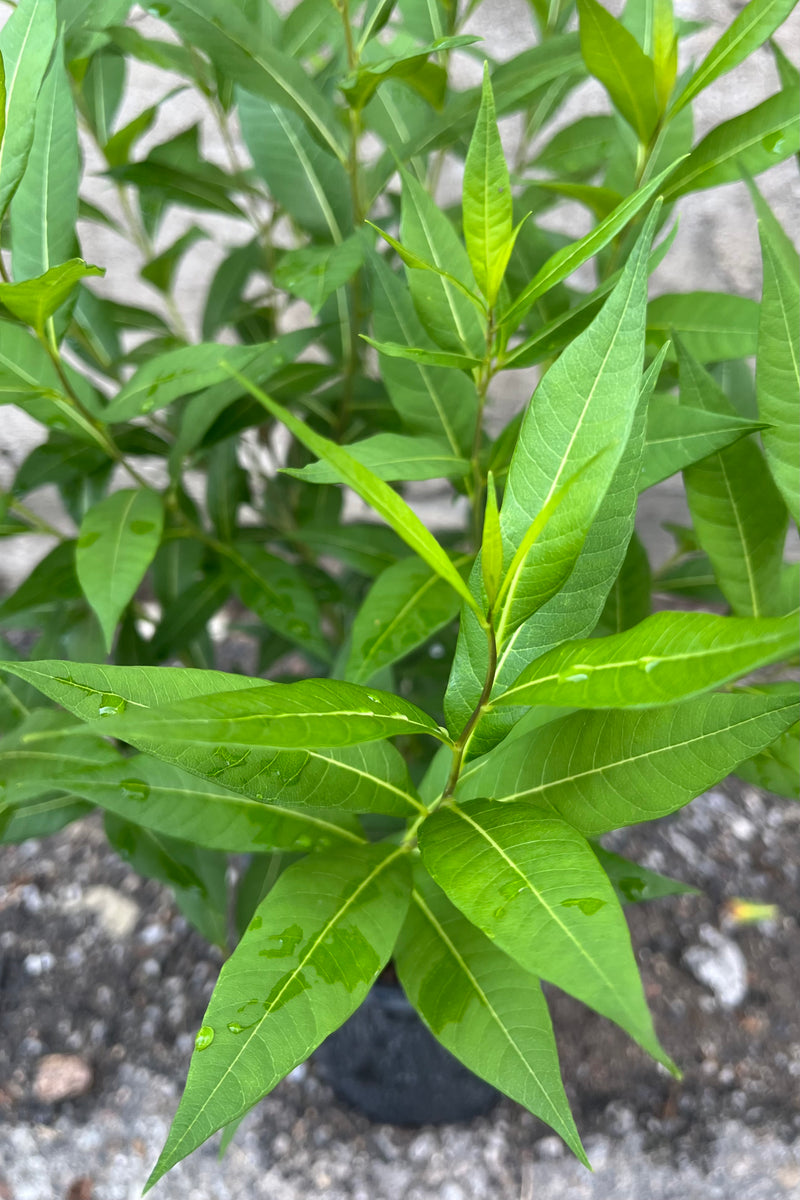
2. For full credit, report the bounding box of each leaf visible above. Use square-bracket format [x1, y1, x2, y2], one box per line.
[462, 64, 514, 305]
[80, 43, 126, 145]
[0, 659, 420, 819]
[345, 557, 462, 685]
[641, 394, 768, 491]
[481, 473, 503, 609]
[0, 539, 81, 619]
[104, 343, 268, 422]
[501, 164, 674, 329]
[361, 337, 482, 370]
[340, 37, 476, 110]
[146, 844, 411, 1187]
[103, 100, 161, 169]
[227, 542, 330, 663]
[395, 869, 588, 1163]
[457, 690, 800, 835]
[95, 678, 446, 750]
[747, 181, 800, 524]
[274, 237, 364, 314]
[1, 792, 93, 844]
[678, 342, 788, 616]
[369, 252, 479, 454]
[284, 433, 469, 485]
[10, 36, 80, 311]
[670, 0, 797, 117]
[160, 0, 346, 162]
[222, 368, 486, 623]
[577, 0, 659, 142]
[419, 800, 672, 1066]
[591, 845, 698, 905]
[494, 205, 658, 644]
[662, 88, 799, 200]
[0, 709, 121, 809]
[647, 293, 759, 362]
[0, 259, 104, 335]
[496, 612, 798, 709]
[237, 91, 350, 240]
[76, 489, 165, 650]
[533, 114, 619, 178]
[597, 531, 651, 635]
[735, 716, 799, 800]
[399, 168, 486, 358]
[141, 227, 206, 294]
[0, 0, 57, 219]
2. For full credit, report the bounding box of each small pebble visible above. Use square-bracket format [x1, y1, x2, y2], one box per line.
[33, 1055, 93, 1104]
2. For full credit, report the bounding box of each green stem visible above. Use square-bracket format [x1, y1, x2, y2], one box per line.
[8, 499, 65, 538]
[470, 307, 496, 546]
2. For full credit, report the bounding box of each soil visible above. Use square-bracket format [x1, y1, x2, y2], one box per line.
[0, 776, 798, 1198]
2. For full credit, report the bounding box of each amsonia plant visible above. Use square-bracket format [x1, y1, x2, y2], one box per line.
[0, 0, 797, 1186]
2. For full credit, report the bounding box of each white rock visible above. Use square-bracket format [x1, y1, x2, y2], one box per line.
[33, 1054, 93, 1103]
[77, 886, 140, 940]
[683, 925, 748, 1008]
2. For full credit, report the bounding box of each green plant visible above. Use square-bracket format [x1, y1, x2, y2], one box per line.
[0, 0, 798, 1186]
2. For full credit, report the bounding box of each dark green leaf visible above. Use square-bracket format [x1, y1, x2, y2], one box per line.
[647, 293, 759, 362]
[640, 395, 767, 490]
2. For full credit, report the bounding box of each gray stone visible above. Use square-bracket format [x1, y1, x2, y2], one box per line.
[683, 925, 748, 1008]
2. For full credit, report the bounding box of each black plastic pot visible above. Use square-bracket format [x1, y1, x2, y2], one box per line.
[314, 983, 501, 1126]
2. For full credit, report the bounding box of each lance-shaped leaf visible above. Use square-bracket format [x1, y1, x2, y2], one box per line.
[591, 845, 698, 906]
[284, 433, 469, 485]
[647, 293, 759, 362]
[340, 36, 476, 110]
[159, 0, 346, 162]
[640, 395, 767, 490]
[735, 708, 799, 800]
[361, 338, 482, 371]
[227, 542, 330, 663]
[369, 252, 479, 454]
[456, 691, 800, 835]
[577, 0, 659, 142]
[274, 237, 364, 314]
[237, 91, 351, 240]
[0, 260, 104, 336]
[501, 164, 674, 330]
[0, 660, 420, 819]
[679, 342, 788, 616]
[494, 205, 658, 645]
[496, 612, 799, 709]
[222, 367, 485, 622]
[419, 801, 672, 1067]
[597, 531, 651, 636]
[748, 182, 799, 524]
[0, 0, 56, 219]
[104, 343, 268, 422]
[145, 844, 411, 1188]
[395, 870, 588, 1164]
[76, 489, 164, 651]
[10, 37, 79, 295]
[345, 557, 463, 685]
[463, 64, 514, 305]
[399, 168, 486, 357]
[662, 88, 799, 201]
[0, 709, 120, 809]
[94, 679, 446, 749]
[669, 0, 797, 117]
[1, 792, 92, 845]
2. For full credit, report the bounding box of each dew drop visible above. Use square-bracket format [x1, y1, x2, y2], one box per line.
[98, 693, 127, 717]
[120, 777, 149, 802]
[561, 897, 606, 916]
[78, 531, 101, 549]
[129, 520, 155, 535]
[637, 657, 659, 674]
[493, 905, 506, 919]
[762, 131, 786, 155]
[226, 1022, 245, 1035]
[249, 915, 263, 931]
[194, 1025, 215, 1051]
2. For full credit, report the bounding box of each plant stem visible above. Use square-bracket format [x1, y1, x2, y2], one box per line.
[337, 0, 365, 437]
[8, 499, 65, 538]
[470, 307, 496, 545]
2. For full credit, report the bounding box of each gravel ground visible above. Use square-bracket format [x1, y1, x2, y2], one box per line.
[1, 780, 799, 1199]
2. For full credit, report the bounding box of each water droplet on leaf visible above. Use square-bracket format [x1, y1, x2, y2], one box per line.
[98, 694, 127, 717]
[129, 520, 155, 535]
[194, 1025, 215, 1051]
[561, 897, 606, 916]
[120, 778, 149, 802]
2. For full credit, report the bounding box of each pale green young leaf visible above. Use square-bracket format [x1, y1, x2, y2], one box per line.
[419, 801, 672, 1068]
[369, 252, 479, 455]
[577, 0, 659, 142]
[747, 181, 800, 523]
[678, 342, 789, 616]
[95, 678, 447, 749]
[501, 164, 675, 329]
[10, 37, 80, 300]
[399, 168, 486, 357]
[160, 0, 346, 162]
[284, 433, 469, 485]
[361, 337, 482, 371]
[0, 660, 421, 819]
[496, 612, 799, 709]
[652, 0, 678, 110]
[0, 0, 56, 219]
[481, 473, 503, 609]
[662, 88, 799, 201]
[222, 368, 486, 622]
[76, 490, 165, 651]
[670, 0, 797, 117]
[345, 557, 462, 685]
[463, 63, 513, 304]
[647, 293, 759, 362]
[640, 395, 767, 490]
[457, 691, 800, 834]
[395, 870, 588, 1164]
[0, 260, 104, 336]
[340, 36, 477, 111]
[145, 845, 411, 1188]
[367, 221, 486, 314]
